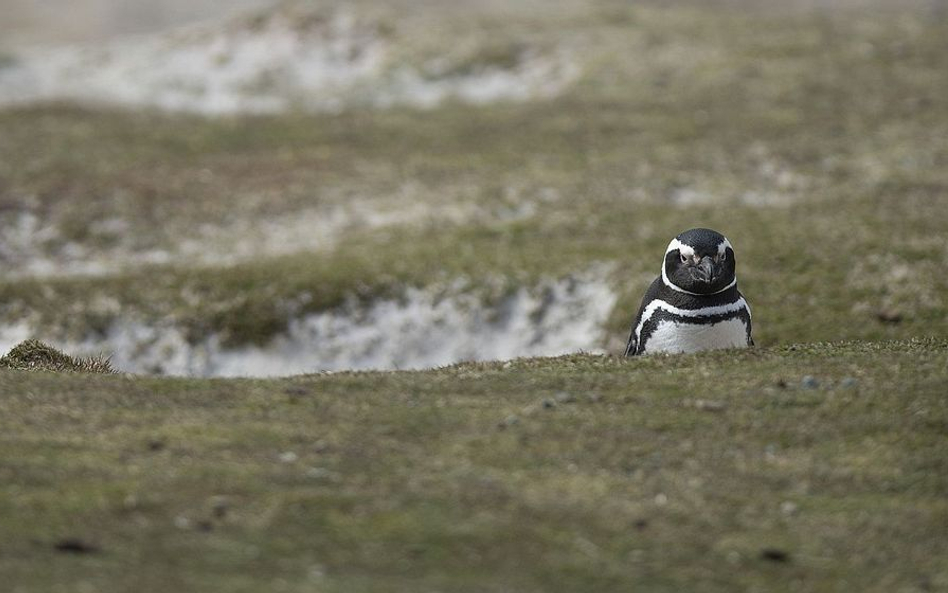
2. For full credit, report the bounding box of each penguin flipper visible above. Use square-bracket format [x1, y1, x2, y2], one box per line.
[624, 329, 638, 356]
[624, 278, 663, 357]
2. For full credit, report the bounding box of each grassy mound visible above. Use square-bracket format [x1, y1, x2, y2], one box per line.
[0, 340, 945, 591]
[0, 339, 114, 374]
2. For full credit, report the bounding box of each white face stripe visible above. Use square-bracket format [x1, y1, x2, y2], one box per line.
[666, 237, 733, 257]
[665, 238, 695, 258]
[635, 297, 749, 345]
[662, 235, 735, 294]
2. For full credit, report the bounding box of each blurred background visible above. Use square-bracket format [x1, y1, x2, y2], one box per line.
[0, 0, 945, 376]
[0, 0, 277, 43]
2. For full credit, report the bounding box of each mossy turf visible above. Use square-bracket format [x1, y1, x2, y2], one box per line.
[1, 340, 946, 592]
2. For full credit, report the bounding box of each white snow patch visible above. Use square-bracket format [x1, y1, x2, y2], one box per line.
[0, 11, 386, 115]
[0, 8, 578, 114]
[0, 196, 485, 279]
[0, 322, 33, 355]
[54, 272, 617, 377]
[375, 52, 578, 110]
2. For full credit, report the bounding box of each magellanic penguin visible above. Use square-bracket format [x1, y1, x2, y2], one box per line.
[625, 228, 753, 356]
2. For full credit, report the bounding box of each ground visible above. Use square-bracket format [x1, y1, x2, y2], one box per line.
[1, 0, 947, 590]
[1, 340, 947, 592]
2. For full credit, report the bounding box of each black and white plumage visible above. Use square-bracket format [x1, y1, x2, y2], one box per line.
[625, 228, 753, 356]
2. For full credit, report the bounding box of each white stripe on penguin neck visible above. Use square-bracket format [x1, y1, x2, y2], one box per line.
[634, 296, 749, 345]
[662, 237, 737, 296]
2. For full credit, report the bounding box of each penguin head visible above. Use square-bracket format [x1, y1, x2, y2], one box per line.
[662, 228, 737, 295]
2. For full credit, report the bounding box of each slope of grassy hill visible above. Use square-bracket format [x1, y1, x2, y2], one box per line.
[2, 340, 946, 592]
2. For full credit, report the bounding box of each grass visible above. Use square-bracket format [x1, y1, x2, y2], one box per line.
[1, 339, 946, 592]
[0, 339, 113, 373]
[1, 0, 947, 589]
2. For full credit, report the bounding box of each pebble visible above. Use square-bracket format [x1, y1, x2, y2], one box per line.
[173, 516, 191, 530]
[780, 501, 799, 516]
[876, 309, 903, 324]
[209, 496, 230, 519]
[801, 375, 820, 390]
[498, 414, 520, 429]
[760, 548, 790, 562]
[840, 377, 859, 389]
[694, 399, 727, 412]
[196, 520, 214, 532]
[308, 565, 326, 581]
[278, 451, 299, 463]
[542, 398, 557, 409]
[305, 467, 333, 480]
[554, 391, 575, 404]
[53, 539, 100, 554]
[654, 493, 668, 506]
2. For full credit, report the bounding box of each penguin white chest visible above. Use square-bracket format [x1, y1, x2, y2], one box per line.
[644, 317, 749, 355]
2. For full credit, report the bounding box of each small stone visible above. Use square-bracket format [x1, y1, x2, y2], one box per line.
[305, 467, 333, 480]
[694, 399, 726, 412]
[278, 451, 298, 463]
[780, 501, 799, 516]
[876, 309, 903, 324]
[308, 565, 326, 581]
[587, 393, 602, 403]
[173, 516, 191, 530]
[498, 414, 519, 429]
[840, 377, 858, 389]
[542, 398, 557, 409]
[760, 548, 790, 562]
[284, 386, 310, 402]
[209, 496, 229, 519]
[801, 375, 819, 390]
[53, 538, 100, 554]
[554, 391, 575, 404]
[654, 493, 668, 506]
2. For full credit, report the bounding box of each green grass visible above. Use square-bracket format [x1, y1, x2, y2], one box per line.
[1, 1, 947, 590]
[1, 340, 946, 592]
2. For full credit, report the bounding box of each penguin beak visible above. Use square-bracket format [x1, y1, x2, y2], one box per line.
[694, 256, 715, 284]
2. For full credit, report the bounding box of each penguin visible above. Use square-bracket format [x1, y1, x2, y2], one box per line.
[625, 228, 753, 356]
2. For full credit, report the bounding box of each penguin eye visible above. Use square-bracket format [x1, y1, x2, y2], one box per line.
[720, 251, 727, 262]
[679, 253, 687, 264]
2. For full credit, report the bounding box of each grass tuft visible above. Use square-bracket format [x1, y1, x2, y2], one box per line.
[0, 339, 114, 374]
